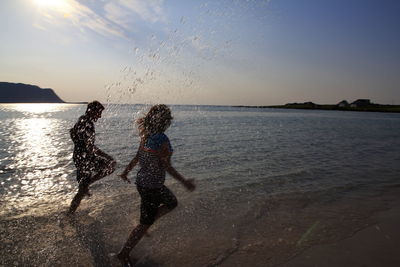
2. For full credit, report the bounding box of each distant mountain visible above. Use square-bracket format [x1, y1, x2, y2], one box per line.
[0, 82, 65, 103]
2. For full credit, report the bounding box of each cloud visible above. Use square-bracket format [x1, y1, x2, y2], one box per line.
[34, 0, 167, 39]
[70, 1, 126, 38]
[104, 0, 166, 30]
[103, 2, 132, 30]
[119, 0, 166, 24]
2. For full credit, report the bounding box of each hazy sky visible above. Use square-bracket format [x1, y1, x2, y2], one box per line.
[1, 0, 399, 105]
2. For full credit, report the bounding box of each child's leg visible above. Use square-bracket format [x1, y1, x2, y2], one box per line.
[117, 224, 150, 260]
[118, 186, 178, 257]
[117, 187, 156, 258]
[154, 204, 175, 221]
[68, 170, 91, 214]
[90, 158, 116, 184]
[68, 183, 89, 214]
[117, 200, 176, 258]
[155, 186, 178, 221]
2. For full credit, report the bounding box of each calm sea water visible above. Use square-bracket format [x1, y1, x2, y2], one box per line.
[1, 103, 400, 219]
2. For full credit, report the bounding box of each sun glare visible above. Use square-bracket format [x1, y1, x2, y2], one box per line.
[7, 103, 69, 114]
[33, 0, 71, 11]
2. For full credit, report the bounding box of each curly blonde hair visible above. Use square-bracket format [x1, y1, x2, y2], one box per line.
[137, 104, 173, 140]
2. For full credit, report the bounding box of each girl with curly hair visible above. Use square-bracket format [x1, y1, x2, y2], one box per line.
[117, 104, 195, 265]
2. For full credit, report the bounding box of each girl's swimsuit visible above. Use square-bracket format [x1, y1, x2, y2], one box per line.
[136, 133, 177, 225]
[136, 133, 173, 188]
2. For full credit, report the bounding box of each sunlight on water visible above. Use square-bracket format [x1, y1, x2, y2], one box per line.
[0, 104, 75, 217]
[10, 118, 59, 168]
[5, 103, 71, 114]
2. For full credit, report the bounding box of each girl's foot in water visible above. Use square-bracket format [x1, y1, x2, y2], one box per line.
[85, 189, 92, 198]
[116, 253, 135, 267]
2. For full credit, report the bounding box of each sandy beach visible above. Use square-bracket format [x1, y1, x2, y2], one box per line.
[282, 200, 400, 267]
[1, 184, 400, 267]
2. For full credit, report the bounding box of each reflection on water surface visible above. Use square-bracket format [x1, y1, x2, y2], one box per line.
[0, 104, 76, 216]
[2, 103, 72, 114]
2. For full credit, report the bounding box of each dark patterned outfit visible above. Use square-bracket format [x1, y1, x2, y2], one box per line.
[136, 133, 177, 225]
[70, 115, 112, 187]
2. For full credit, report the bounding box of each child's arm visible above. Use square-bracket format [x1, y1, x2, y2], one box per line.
[160, 144, 195, 191]
[118, 153, 139, 183]
[166, 164, 196, 191]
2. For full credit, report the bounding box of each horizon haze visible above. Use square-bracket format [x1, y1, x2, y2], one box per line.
[1, 0, 399, 105]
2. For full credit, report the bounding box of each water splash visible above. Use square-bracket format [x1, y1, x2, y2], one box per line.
[104, 0, 273, 107]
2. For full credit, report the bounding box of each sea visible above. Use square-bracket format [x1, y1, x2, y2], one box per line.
[1, 103, 400, 266]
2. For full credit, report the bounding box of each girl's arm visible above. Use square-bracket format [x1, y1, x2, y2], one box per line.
[119, 139, 145, 183]
[160, 143, 195, 191]
[166, 164, 196, 191]
[119, 152, 139, 183]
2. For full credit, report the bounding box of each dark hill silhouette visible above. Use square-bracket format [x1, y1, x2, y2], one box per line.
[0, 82, 65, 103]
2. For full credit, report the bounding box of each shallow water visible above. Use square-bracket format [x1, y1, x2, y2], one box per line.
[1, 103, 400, 218]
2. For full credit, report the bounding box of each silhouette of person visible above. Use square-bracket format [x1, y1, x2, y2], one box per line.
[117, 104, 195, 265]
[68, 101, 116, 214]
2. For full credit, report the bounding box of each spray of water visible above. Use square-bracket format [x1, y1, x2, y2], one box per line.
[104, 0, 272, 107]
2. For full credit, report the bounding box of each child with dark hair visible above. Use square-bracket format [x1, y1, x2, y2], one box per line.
[68, 101, 116, 214]
[117, 104, 195, 265]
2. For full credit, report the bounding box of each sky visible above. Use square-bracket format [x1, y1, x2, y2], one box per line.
[0, 0, 399, 105]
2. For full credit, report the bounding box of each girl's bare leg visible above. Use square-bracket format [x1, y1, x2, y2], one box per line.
[68, 161, 116, 215]
[117, 224, 150, 261]
[117, 204, 175, 261]
[90, 160, 116, 184]
[154, 204, 174, 221]
[68, 184, 89, 214]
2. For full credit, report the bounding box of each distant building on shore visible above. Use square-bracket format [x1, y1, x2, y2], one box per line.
[350, 99, 371, 108]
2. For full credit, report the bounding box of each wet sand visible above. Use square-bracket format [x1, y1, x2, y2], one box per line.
[1, 185, 400, 267]
[281, 199, 400, 267]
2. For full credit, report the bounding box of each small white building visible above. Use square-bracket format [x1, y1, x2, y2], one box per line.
[350, 99, 371, 108]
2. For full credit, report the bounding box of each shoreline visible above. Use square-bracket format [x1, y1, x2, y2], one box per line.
[2, 102, 400, 113]
[234, 105, 400, 113]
